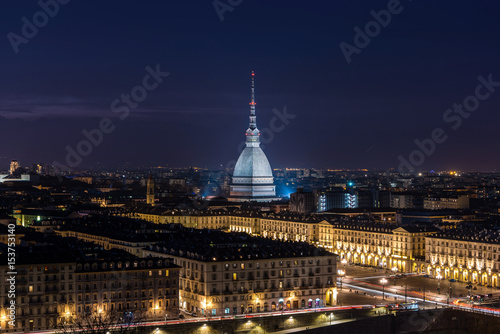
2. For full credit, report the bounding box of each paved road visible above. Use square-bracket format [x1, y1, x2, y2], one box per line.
[341, 264, 499, 304]
[337, 289, 385, 306]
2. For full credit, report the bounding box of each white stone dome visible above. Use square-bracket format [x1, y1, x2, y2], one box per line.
[233, 146, 273, 179]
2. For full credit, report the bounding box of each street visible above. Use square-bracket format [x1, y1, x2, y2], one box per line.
[339, 264, 500, 310]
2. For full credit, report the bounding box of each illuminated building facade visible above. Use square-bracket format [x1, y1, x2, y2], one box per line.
[425, 230, 500, 287]
[9, 160, 20, 174]
[423, 195, 470, 210]
[0, 249, 179, 333]
[75, 258, 180, 321]
[329, 224, 438, 273]
[144, 231, 337, 316]
[0, 260, 75, 332]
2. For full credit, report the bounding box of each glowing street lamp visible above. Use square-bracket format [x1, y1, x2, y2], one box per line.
[381, 278, 387, 300]
[436, 274, 442, 294]
[392, 267, 398, 284]
[337, 269, 345, 291]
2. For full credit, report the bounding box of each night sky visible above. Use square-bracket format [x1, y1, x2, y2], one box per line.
[1, 0, 500, 171]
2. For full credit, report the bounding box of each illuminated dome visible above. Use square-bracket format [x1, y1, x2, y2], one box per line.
[229, 72, 277, 202]
[233, 147, 273, 179]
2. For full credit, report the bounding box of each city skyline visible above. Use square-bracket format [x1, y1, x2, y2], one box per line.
[1, 1, 500, 171]
[3, 2, 500, 333]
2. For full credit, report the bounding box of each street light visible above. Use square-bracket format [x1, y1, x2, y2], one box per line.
[436, 274, 442, 294]
[381, 278, 387, 300]
[341, 258, 348, 271]
[337, 269, 345, 291]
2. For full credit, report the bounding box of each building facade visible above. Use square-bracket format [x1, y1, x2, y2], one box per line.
[144, 252, 337, 317]
[0, 251, 180, 333]
[74, 257, 180, 321]
[424, 230, 500, 287]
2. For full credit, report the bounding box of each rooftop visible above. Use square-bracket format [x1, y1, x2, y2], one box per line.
[148, 229, 334, 262]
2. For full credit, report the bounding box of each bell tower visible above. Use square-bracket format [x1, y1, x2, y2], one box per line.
[146, 173, 155, 205]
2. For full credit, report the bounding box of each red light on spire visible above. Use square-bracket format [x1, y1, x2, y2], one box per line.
[251, 71, 255, 76]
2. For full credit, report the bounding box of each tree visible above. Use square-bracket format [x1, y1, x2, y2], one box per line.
[57, 311, 144, 334]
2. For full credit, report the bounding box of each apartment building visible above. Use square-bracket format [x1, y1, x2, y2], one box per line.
[143, 229, 337, 316]
[140, 209, 442, 274]
[75, 257, 180, 321]
[423, 195, 470, 210]
[0, 250, 76, 332]
[425, 226, 500, 287]
[317, 221, 439, 273]
[0, 245, 180, 333]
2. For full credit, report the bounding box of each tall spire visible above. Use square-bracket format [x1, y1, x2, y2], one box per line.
[245, 71, 260, 147]
[249, 71, 257, 130]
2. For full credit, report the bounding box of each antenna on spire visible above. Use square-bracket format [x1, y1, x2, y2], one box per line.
[249, 71, 257, 129]
[250, 71, 256, 107]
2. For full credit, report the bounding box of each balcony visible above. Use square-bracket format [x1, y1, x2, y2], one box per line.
[209, 291, 220, 296]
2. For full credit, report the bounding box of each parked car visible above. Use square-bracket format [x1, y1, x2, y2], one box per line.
[449, 279, 457, 282]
